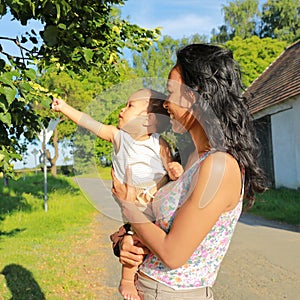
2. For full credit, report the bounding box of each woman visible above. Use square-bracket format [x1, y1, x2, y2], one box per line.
[112, 44, 266, 300]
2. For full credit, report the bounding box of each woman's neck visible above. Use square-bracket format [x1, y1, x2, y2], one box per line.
[189, 124, 211, 156]
[183, 125, 210, 170]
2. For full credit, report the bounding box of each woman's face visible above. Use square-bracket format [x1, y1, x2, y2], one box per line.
[164, 66, 196, 133]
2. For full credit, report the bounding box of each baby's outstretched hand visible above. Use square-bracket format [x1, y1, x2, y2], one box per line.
[51, 97, 65, 112]
[168, 161, 184, 181]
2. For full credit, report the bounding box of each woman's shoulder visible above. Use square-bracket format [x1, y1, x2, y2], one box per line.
[199, 151, 241, 184]
[197, 151, 242, 209]
[203, 151, 239, 173]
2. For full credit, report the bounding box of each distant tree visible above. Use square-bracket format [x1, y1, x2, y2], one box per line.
[132, 34, 208, 81]
[260, 0, 300, 42]
[226, 36, 286, 87]
[211, 25, 232, 44]
[212, 0, 300, 44]
[211, 0, 260, 43]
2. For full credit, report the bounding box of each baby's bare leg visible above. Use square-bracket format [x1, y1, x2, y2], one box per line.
[119, 235, 140, 300]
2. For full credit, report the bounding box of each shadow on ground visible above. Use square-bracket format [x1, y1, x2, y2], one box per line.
[1, 264, 45, 299]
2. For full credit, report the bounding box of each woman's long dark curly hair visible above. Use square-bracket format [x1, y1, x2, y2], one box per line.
[176, 44, 266, 208]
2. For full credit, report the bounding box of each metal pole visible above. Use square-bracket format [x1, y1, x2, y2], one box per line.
[43, 128, 48, 212]
[34, 153, 37, 175]
[35, 154, 37, 175]
[32, 148, 38, 175]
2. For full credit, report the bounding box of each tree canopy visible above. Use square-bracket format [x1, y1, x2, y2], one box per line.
[211, 0, 300, 43]
[0, 0, 160, 176]
[226, 36, 286, 87]
[222, 0, 260, 39]
[260, 0, 300, 42]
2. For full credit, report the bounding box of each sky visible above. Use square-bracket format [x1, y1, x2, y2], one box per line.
[1, 0, 228, 169]
[119, 0, 228, 39]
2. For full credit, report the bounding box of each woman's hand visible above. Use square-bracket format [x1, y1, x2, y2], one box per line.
[119, 234, 149, 267]
[111, 168, 136, 203]
[112, 168, 151, 224]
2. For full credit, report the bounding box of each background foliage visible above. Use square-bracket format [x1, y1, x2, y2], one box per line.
[0, 0, 299, 175]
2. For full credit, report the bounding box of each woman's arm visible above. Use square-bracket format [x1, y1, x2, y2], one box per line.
[116, 152, 242, 269]
[52, 98, 118, 142]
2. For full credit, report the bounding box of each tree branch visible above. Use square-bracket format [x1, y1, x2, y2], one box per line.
[0, 36, 40, 54]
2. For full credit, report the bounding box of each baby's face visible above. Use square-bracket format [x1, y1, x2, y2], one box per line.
[118, 98, 149, 131]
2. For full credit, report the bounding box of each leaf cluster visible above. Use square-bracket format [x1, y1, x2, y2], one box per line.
[2, 0, 160, 73]
[0, 60, 49, 177]
[226, 36, 287, 87]
[0, 0, 161, 176]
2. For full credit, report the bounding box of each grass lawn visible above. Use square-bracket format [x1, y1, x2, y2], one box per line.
[0, 173, 97, 299]
[250, 187, 300, 226]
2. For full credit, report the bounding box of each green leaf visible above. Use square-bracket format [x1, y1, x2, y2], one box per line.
[82, 48, 94, 63]
[19, 81, 32, 93]
[24, 68, 36, 81]
[3, 86, 17, 104]
[0, 74, 14, 88]
[42, 25, 58, 47]
[40, 96, 51, 108]
[0, 111, 11, 125]
[58, 23, 66, 30]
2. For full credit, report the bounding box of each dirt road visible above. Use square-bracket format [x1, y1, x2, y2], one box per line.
[76, 178, 300, 300]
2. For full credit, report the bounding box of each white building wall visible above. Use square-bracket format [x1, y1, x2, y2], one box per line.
[293, 97, 300, 188]
[254, 96, 300, 189]
[271, 97, 300, 189]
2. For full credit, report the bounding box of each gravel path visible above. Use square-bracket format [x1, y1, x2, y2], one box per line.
[75, 178, 300, 300]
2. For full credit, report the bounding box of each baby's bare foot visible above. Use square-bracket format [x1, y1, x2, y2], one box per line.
[119, 279, 140, 300]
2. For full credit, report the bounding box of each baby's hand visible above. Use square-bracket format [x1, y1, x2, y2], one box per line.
[51, 97, 65, 112]
[167, 161, 184, 181]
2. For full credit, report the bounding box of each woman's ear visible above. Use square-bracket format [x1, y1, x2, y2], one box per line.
[186, 88, 197, 104]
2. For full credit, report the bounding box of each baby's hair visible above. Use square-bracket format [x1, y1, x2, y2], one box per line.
[147, 89, 170, 133]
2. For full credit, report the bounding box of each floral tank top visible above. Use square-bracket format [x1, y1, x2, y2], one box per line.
[139, 151, 244, 289]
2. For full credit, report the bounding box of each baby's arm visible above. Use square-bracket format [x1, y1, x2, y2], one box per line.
[52, 98, 118, 142]
[159, 137, 183, 181]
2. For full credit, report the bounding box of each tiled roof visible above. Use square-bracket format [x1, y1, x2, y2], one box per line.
[244, 40, 300, 114]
